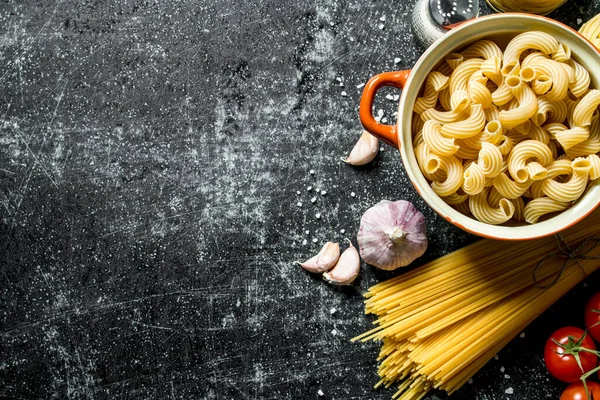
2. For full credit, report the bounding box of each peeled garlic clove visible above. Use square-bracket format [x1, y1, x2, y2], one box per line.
[357, 200, 428, 271]
[322, 241, 360, 285]
[297, 241, 340, 273]
[341, 131, 379, 166]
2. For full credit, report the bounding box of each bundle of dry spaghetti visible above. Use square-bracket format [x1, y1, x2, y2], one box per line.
[353, 208, 600, 400]
[579, 13, 600, 49]
[485, 0, 567, 15]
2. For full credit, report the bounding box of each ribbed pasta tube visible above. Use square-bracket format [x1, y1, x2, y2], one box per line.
[477, 142, 503, 178]
[461, 40, 503, 60]
[481, 56, 503, 86]
[469, 188, 515, 224]
[491, 81, 514, 106]
[441, 104, 486, 139]
[566, 114, 600, 158]
[499, 76, 538, 130]
[442, 191, 469, 205]
[523, 197, 570, 224]
[503, 31, 559, 64]
[446, 53, 465, 70]
[501, 60, 520, 77]
[415, 143, 446, 182]
[530, 58, 573, 101]
[422, 120, 459, 157]
[552, 43, 571, 63]
[573, 89, 600, 127]
[542, 157, 592, 202]
[431, 155, 464, 197]
[528, 125, 550, 144]
[554, 126, 589, 150]
[543, 122, 568, 139]
[568, 59, 591, 98]
[588, 154, 600, 180]
[529, 159, 573, 198]
[414, 72, 451, 114]
[497, 135, 514, 155]
[492, 172, 532, 199]
[484, 105, 500, 123]
[507, 140, 553, 183]
[532, 74, 553, 96]
[462, 162, 486, 195]
[481, 120, 503, 144]
[449, 58, 484, 94]
[579, 12, 600, 49]
[468, 71, 493, 108]
[532, 96, 568, 126]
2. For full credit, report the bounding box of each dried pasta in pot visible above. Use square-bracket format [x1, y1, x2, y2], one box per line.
[411, 31, 600, 225]
[579, 12, 600, 49]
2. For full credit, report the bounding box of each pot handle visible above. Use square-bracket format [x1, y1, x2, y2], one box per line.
[359, 70, 411, 149]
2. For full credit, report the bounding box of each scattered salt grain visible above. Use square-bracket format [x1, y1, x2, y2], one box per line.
[302, 239, 307, 245]
[311, 197, 317, 203]
[297, 202, 303, 207]
[331, 329, 337, 335]
[394, 57, 402, 64]
[341, 91, 348, 96]
[339, 81, 344, 87]
[380, 147, 384, 152]
[381, 118, 388, 123]
[385, 94, 394, 101]
[305, 230, 310, 235]
[504, 374, 511, 379]
[350, 192, 356, 197]
[330, 308, 336, 314]
[336, 77, 342, 81]
[330, 21, 335, 26]
[380, 15, 386, 22]
[505, 387, 514, 395]
[315, 188, 321, 193]
[296, 190, 301, 195]
[378, 109, 384, 117]
[356, 82, 365, 89]
[312, 238, 318, 243]
[309, 169, 315, 175]
[307, 186, 313, 191]
[500, 366, 505, 373]
[468, 379, 473, 384]
[494, 355, 499, 360]
[393, 94, 400, 101]
[577, 18, 583, 25]
[519, 332, 526, 338]
[350, 37, 355, 41]
[315, 213, 321, 219]
[340, 229, 346, 234]
[321, 190, 327, 196]
[318, 389, 324, 396]
[378, 23, 385, 30]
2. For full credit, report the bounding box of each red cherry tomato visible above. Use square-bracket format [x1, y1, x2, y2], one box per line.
[584, 293, 600, 343]
[560, 381, 600, 400]
[544, 326, 598, 383]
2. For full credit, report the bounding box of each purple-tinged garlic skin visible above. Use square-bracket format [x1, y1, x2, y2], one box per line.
[357, 200, 428, 271]
[322, 241, 360, 285]
[297, 241, 340, 273]
[341, 131, 379, 166]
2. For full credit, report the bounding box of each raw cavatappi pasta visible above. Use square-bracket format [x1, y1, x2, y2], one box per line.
[412, 31, 600, 225]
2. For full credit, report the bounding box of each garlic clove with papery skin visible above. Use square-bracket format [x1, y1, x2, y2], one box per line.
[297, 241, 340, 273]
[322, 240, 360, 285]
[341, 131, 379, 166]
[357, 200, 428, 271]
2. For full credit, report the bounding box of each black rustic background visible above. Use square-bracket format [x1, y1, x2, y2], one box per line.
[2, 1, 600, 399]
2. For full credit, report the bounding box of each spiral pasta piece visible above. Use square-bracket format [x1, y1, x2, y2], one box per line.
[507, 140, 553, 183]
[469, 188, 515, 224]
[492, 172, 532, 199]
[449, 58, 484, 94]
[503, 31, 559, 64]
[542, 158, 592, 202]
[431, 155, 464, 197]
[532, 96, 568, 126]
[441, 104, 486, 139]
[414, 72, 451, 114]
[422, 120, 459, 157]
[468, 71, 493, 108]
[523, 197, 570, 224]
[529, 159, 573, 198]
[477, 142, 503, 178]
[462, 162, 486, 195]
[588, 154, 600, 180]
[461, 40, 503, 60]
[554, 126, 589, 150]
[568, 59, 591, 98]
[499, 76, 538, 130]
[572, 89, 600, 127]
[481, 56, 503, 86]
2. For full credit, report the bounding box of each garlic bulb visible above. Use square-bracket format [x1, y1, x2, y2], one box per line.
[322, 240, 360, 285]
[341, 131, 379, 166]
[357, 200, 428, 270]
[297, 241, 340, 273]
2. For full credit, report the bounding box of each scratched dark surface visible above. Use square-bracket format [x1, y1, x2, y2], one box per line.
[2, 0, 600, 399]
